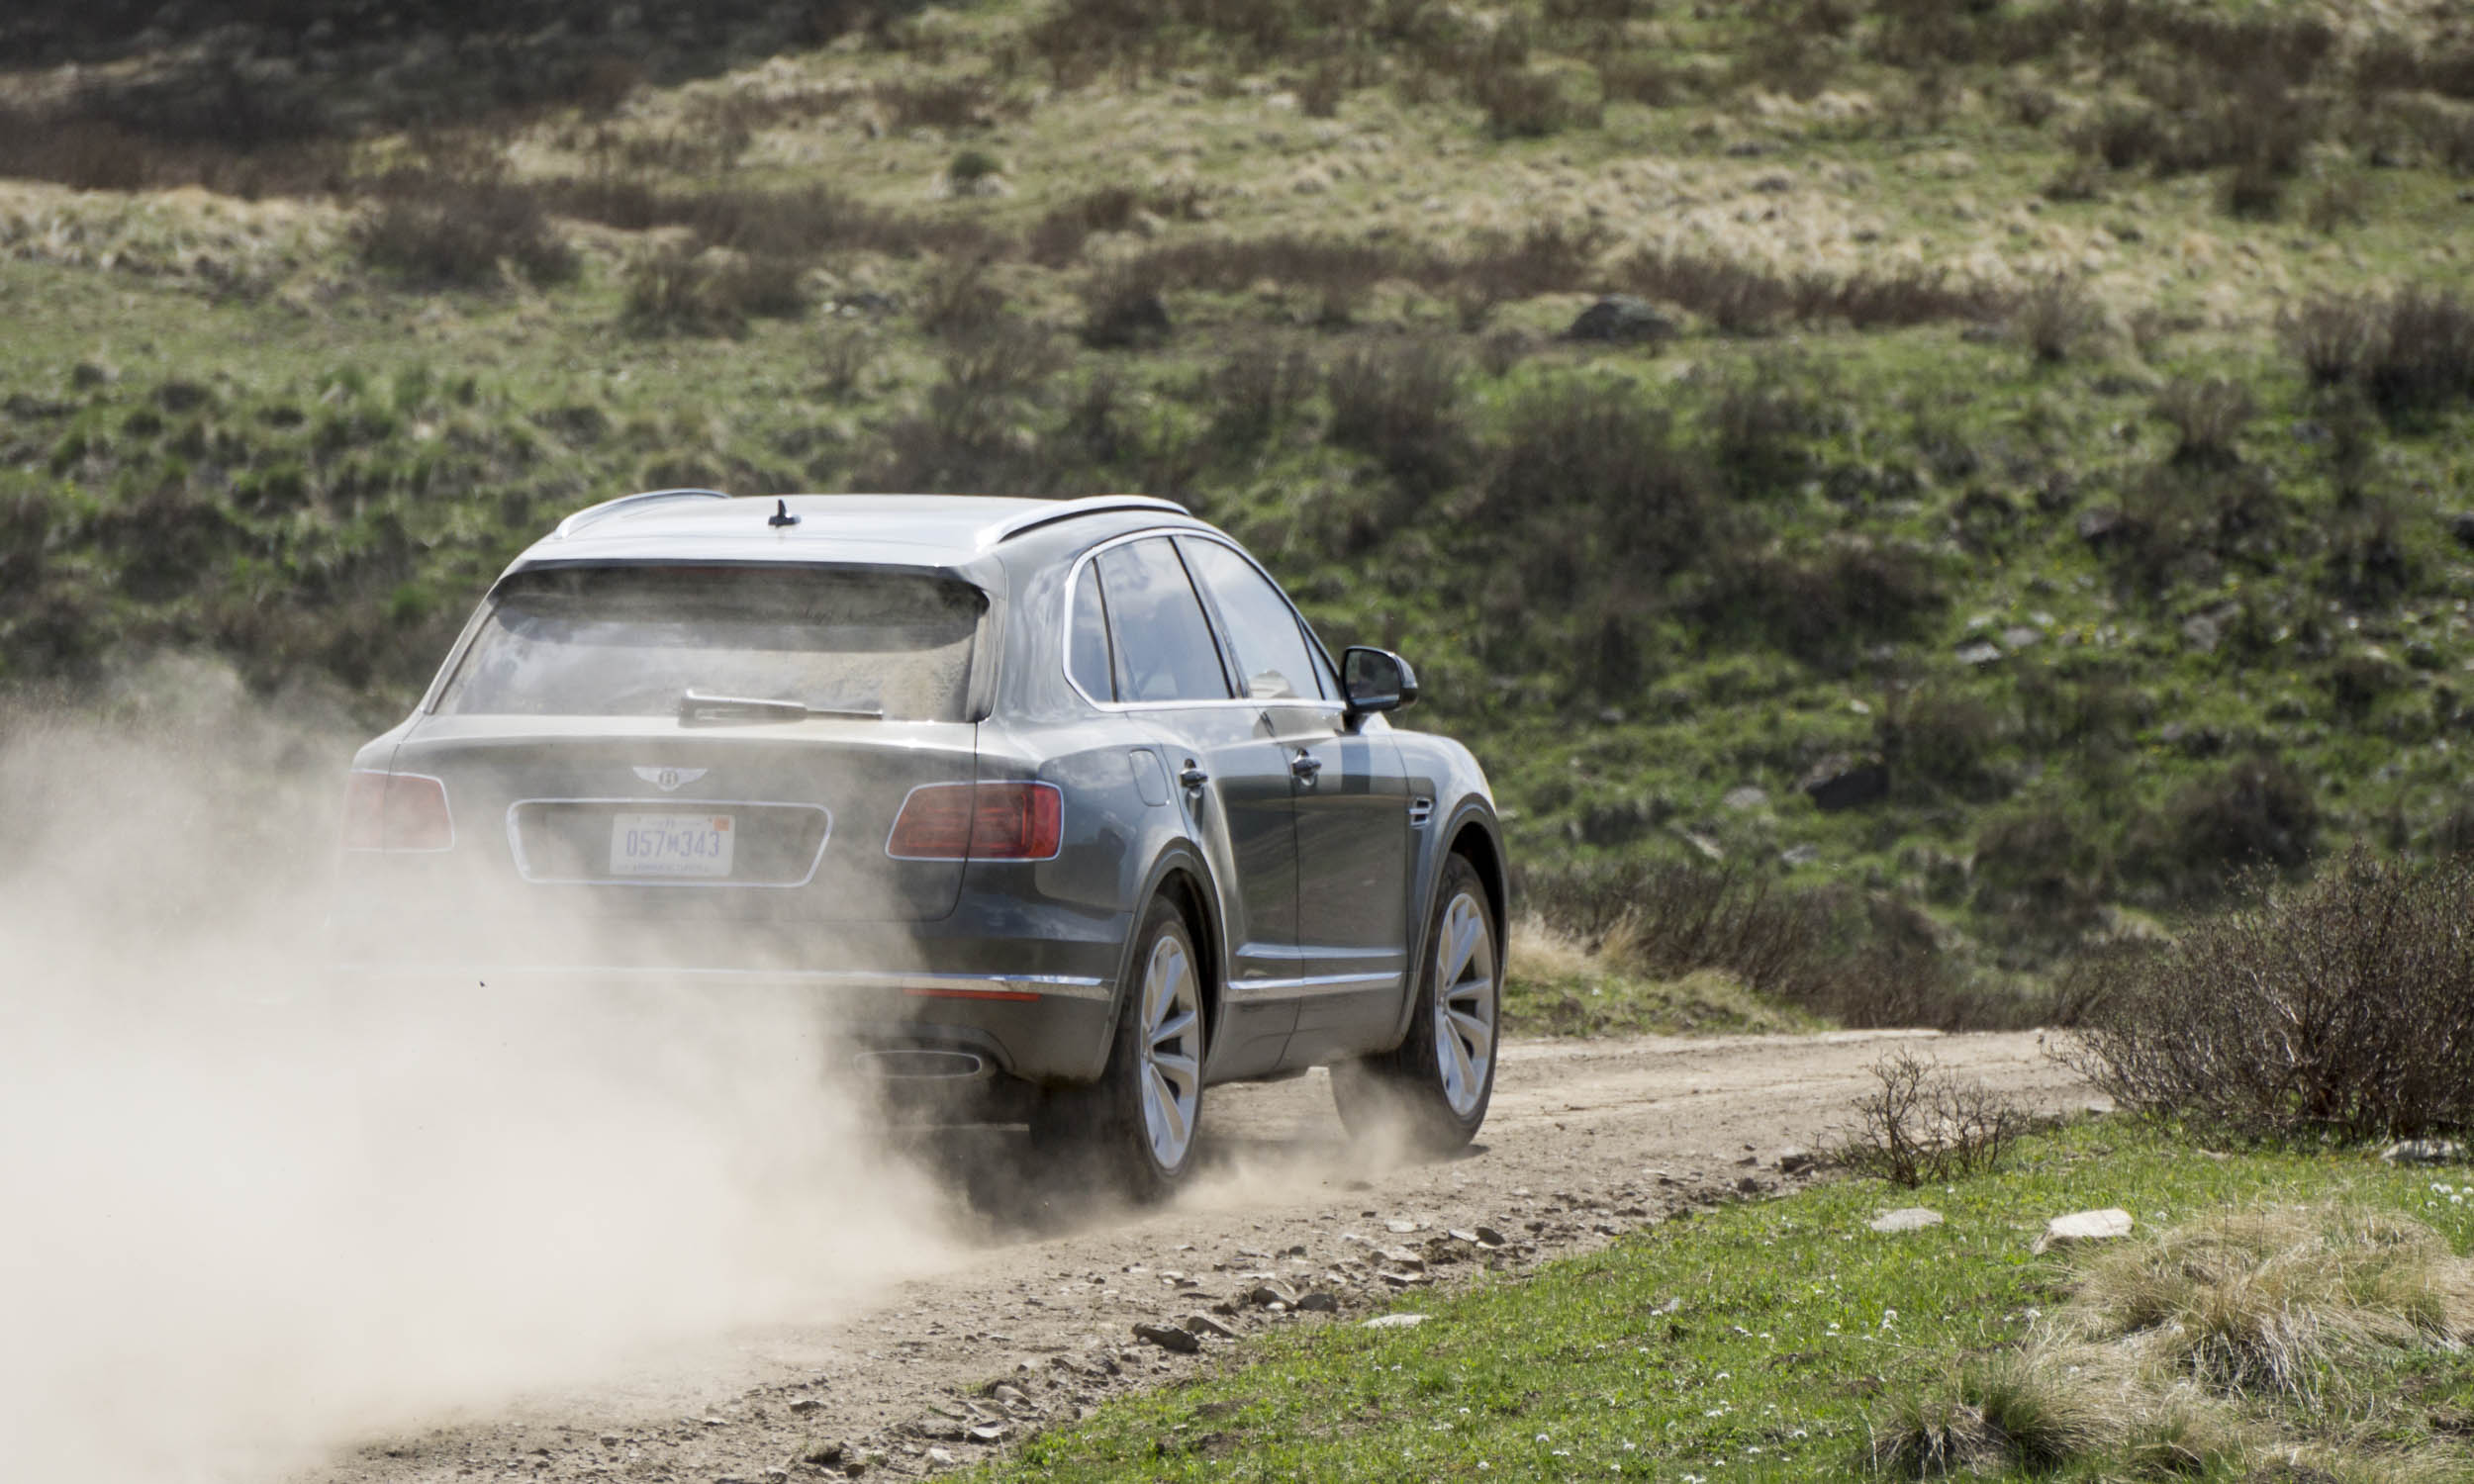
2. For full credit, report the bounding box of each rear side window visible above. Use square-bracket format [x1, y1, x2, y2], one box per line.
[1094, 538, 1231, 703]
[1179, 538, 1325, 702]
[1067, 568, 1115, 702]
[437, 565, 983, 721]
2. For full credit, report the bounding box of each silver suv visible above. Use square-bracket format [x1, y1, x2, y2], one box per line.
[333, 492, 1506, 1197]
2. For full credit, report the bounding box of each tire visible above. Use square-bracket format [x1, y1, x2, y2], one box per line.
[1028, 894, 1207, 1202]
[1332, 854, 1499, 1156]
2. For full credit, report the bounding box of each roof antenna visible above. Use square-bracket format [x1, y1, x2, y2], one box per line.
[768, 498, 800, 528]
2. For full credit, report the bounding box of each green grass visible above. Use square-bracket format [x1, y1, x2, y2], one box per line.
[983, 1122, 2474, 1481]
[6, 0, 2474, 979]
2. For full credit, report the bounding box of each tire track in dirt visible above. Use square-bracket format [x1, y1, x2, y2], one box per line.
[305, 1030, 2097, 1483]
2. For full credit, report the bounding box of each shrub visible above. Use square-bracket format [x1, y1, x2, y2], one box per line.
[1596, 53, 1685, 107]
[1472, 63, 1600, 138]
[2282, 295, 2376, 388]
[2066, 852, 2474, 1140]
[945, 147, 1003, 192]
[877, 75, 1001, 131]
[1881, 686, 2007, 800]
[2153, 377, 2255, 467]
[1830, 1049, 2030, 1188]
[2283, 288, 2474, 421]
[2304, 173, 2370, 232]
[2361, 288, 2474, 418]
[619, 242, 805, 334]
[1298, 58, 1352, 119]
[1616, 249, 1794, 335]
[1705, 354, 1835, 496]
[354, 175, 577, 288]
[1323, 341, 1468, 498]
[2123, 756, 2320, 902]
[1971, 806, 2111, 944]
[1479, 378, 1712, 577]
[912, 254, 1007, 339]
[1077, 261, 1174, 348]
[1693, 540, 1950, 668]
[2012, 277, 2098, 363]
[1204, 340, 1314, 451]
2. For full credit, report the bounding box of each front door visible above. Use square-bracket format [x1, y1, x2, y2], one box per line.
[1174, 537, 1412, 1059]
[1285, 712, 1411, 1046]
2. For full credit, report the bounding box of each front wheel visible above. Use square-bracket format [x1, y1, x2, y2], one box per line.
[1332, 855, 1500, 1155]
[1029, 896, 1207, 1202]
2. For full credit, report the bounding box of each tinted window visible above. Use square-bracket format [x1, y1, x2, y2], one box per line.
[437, 565, 982, 721]
[1067, 568, 1115, 702]
[1094, 538, 1230, 703]
[1180, 538, 1322, 702]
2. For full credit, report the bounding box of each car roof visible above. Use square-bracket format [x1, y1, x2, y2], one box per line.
[504, 492, 1196, 577]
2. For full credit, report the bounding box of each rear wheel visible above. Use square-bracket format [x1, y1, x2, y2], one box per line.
[1332, 855, 1498, 1155]
[1029, 895, 1206, 1202]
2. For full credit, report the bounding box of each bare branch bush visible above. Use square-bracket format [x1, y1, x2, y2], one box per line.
[1832, 1049, 2031, 1187]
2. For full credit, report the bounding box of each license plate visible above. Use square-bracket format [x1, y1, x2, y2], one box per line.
[609, 813, 734, 878]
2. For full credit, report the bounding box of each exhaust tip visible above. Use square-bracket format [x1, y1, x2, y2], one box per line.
[856, 1049, 989, 1080]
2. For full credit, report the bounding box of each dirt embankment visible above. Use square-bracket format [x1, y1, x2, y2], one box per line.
[305, 1030, 2096, 1484]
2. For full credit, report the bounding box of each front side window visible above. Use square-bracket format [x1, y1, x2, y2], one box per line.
[1094, 538, 1231, 703]
[1179, 537, 1325, 702]
[436, 564, 983, 721]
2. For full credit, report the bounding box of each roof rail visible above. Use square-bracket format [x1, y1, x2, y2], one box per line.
[982, 495, 1189, 548]
[552, 488, 734, 540]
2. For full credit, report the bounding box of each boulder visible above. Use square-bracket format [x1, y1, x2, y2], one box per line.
[2381, 1139, 2467, 1165]
[1868, 1207, 1944, 1234]
[1563, 295, 1679, 345]
[2032, 1208, 2134, 1254]
[1132, 1321, 1201, 1353]
[1800, 758, 1888, 812]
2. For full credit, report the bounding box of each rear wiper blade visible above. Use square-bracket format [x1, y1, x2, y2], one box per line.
[678, 690, 884, 725]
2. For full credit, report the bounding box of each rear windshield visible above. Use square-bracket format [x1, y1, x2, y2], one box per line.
[436, 565, 984, 721]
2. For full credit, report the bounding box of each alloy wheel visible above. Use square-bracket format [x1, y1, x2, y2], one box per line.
[1430, 891, 1497, 1119]
[1139, 933, 1203, 1168]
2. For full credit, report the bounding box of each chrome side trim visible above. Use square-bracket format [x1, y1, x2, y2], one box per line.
[552, 488, 734, 539]
[982, 495, 1189, 548]
[1408, 796, 1436, 827]
[1060, 528, 1347, 714]
[1232, 971, 1401, 993]
[503, 797, 832, 887]
[328, 964, 1114, 1001]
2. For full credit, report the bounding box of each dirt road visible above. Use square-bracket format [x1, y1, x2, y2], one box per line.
[306, 1030, 2096, 1483]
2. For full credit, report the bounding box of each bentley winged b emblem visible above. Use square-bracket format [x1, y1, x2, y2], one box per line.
[633, 766, 708, 792]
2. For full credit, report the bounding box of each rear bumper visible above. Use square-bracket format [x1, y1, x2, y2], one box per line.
[326, 960, 1121, 1085]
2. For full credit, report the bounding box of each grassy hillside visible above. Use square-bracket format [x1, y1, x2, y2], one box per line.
[4, 0, 2472, 984]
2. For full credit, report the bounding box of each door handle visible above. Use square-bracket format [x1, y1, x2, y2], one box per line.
[1179, 763, 1209, 788]
[1289, 750, 1324, 781]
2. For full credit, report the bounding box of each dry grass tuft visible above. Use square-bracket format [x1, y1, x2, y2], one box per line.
[2072, 1206, 2474, 1405]
[1873, 1204, 2474, 1477]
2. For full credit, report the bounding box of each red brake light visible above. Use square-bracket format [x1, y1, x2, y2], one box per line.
[888, 782, 1062, 861]
[341, 770, 454, 852]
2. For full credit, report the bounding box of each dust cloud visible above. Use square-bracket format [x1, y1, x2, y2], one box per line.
[0, 662, 955, 1483]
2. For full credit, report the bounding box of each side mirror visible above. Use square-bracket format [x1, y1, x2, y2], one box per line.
[1341, 646, 1419, 720]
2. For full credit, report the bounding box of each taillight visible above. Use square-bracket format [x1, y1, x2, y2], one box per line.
[340, 770, 455, 852]
[887, 782, 1062, 862]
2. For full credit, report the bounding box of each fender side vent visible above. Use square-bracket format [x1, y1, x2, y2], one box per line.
[1408, 796, 1435, 827]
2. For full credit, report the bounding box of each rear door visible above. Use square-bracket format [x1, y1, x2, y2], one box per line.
[1085, 536, 1301, 1077]
[1176, 538, 1412, 1054]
